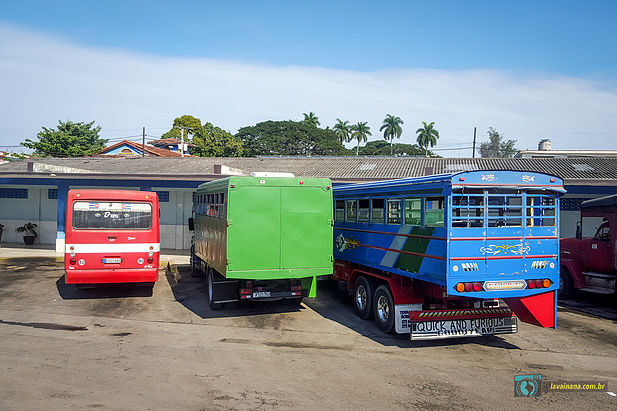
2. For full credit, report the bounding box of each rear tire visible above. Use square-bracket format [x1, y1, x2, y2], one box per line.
[558, 267, 574, 299]
[353, 276, 375, 319]
[207, 268, 221, 310]
[373, 285, 395, 334]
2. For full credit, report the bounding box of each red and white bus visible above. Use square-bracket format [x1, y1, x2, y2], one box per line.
[64, 189, 160, 286]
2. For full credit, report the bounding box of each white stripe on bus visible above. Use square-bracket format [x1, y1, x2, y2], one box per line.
[65, 243, 160, 253]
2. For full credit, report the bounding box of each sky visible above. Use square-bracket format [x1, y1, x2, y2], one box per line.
[1, 0, 616, 156]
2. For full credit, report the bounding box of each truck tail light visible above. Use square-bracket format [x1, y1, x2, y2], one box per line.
[456, 282, 485, 292]
[543, 279, 552, 288]
[291, 285, 302, 291]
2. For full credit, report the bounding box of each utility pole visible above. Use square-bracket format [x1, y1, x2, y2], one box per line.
[142, 126, 145, 157]
[173, 126, 193, 157]
[472, 127, 477, 158]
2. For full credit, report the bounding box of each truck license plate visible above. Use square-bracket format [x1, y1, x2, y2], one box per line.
[411, 317, 517, 340]
[102, 258, 122, 264]
[252, 291, 271, 298]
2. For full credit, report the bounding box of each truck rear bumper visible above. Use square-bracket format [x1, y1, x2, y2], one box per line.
[65, 268, 159, 284]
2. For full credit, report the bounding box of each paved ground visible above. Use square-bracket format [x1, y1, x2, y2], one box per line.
[0, 252, 616, 410]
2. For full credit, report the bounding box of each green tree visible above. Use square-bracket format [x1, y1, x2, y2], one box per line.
[478, 127, 518, 158]
[303, 112, 320, 127]
[350, 122, 372, 156]
[22, 120, 107, 157]
[192, 122, 243, 157]
[236, 120, 346, 156]
[333, 119, 351, 144]
[379, 114, 404, 156]
[160, 115, 202, 140]
[357, 140, 439, 157]
[415, 121, 440, 156]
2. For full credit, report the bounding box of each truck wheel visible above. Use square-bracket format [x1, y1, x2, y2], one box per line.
[207, 268, 221, 310]
[558, 267, 574, 300]
[353, 276, 374, 319]
[373, 285, 395, 334]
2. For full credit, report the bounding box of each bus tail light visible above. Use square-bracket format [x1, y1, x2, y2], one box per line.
[456, 282, 485, 292]
[147, 257, 153, 264]
[70, 258, 76, 265]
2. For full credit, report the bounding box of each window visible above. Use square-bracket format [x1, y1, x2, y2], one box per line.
[487, 194, 522, 227]
[404, 198, 422, 225]
[0, 188, 28, 199]
[425, 197, 444, 227]
[452, 194, 484, 228]
[387, 199, 402, 224]
[526, 195, 556, 227]
[48, 189, 58, 200]
[371, 198, 385, 223]
[72, 201, 152, 229]
[219, 193, 226, 218]
[155, 191, 169, 202]
[358, 199, 370, 222]
[345, 200, 357, 222]
[335, 200, 345, 221]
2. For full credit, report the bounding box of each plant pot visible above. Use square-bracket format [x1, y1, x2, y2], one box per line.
[23, 235, 35, 245]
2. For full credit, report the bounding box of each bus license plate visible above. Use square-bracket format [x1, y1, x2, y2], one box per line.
[102, 258, 122, 264]
[411, 317, 517, 340]
[252, 291, 271, 298]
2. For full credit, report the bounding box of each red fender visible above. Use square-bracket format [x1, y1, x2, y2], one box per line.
[504, 291, 556, 328]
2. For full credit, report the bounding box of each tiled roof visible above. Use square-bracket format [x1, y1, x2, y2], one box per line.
[99, 140, 184, 157]
[148, 138, 196, 147]
[2, 156, 617, 184]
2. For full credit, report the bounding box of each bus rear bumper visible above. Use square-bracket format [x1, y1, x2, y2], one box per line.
[65, 268, 159, 284]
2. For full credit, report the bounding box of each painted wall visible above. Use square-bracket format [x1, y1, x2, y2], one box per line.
[0, 185, 57, 244]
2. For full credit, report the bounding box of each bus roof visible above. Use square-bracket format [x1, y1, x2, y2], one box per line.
[334, 170, 565, 194]
[67, 189, 158, 201]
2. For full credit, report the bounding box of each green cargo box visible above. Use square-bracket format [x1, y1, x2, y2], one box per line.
[193, 176, 333, 298]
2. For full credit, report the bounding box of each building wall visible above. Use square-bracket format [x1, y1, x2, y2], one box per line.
[0, 185, 57, 244]
[0, 182, 196, 250]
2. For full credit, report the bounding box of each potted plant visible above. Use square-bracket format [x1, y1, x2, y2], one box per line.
[16, 222, 37, 245]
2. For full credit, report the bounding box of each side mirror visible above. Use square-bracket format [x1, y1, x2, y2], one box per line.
[188, 217, 194, 231]
[575, 221, 582, 240]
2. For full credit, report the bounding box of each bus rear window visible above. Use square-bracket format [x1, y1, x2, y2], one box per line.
[72, 201, 152, 229]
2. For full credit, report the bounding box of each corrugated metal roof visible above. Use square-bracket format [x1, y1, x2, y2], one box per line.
[1, 156, 617, 184]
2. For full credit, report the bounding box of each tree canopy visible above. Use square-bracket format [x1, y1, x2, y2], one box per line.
[235, 120, 347, 156]
[22, 120, 107, 157]
[357, 140, 438, 157]
[380, 114, 404, 156]
[160, 114, 202, 140]
[350, 122, 372, 156]
[333, 119, 351, 144]
[192, 122, 243, 157]
[302, 112, 320, 127]
[478, 128, 518, 158]
[415, 121, 440, 156]
[160, 115, 243, 157]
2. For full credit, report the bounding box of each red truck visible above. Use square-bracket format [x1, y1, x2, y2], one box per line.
[559, 194, 617, 298]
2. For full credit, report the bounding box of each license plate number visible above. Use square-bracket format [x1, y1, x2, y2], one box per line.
[252, 291, 271, 298]
[102, 258, 122, 264]
[411, 317, 517, 340]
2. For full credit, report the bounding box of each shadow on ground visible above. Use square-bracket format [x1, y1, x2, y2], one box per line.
[56, 276, 154, 299]
[167, 265, 305, 319]
[304, 279, 521, 349]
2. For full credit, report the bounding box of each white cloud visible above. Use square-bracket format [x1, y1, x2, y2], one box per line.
[1, 23, 616, 156]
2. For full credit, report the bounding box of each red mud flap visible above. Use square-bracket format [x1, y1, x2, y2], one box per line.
[504, 290, 556, 328]
[407, 308, 517, 340]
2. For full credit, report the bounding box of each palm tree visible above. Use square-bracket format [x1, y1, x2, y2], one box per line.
[415, 121, 440, 156]
[350, 122, 372, 156]
[303, 112, 320, 127]
[379, 114, 404, 156]
[333, 119, 351, 144]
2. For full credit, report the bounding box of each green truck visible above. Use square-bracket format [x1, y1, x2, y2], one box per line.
[189, 176, 334, 309]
